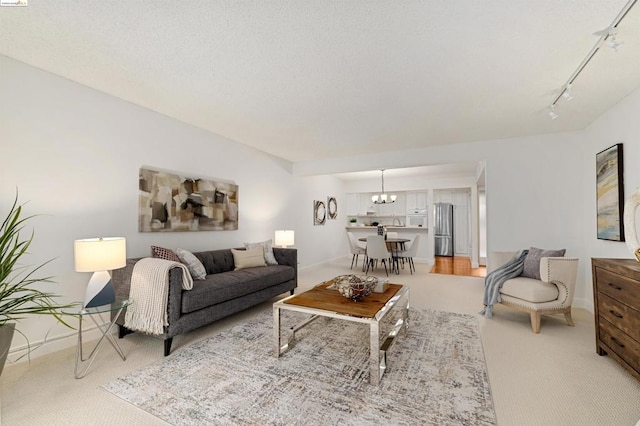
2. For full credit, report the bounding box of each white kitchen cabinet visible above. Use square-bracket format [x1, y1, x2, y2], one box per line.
[406, 191, 428, 211]
[345, 193, 358, 216]
[359, 193, 374, 215]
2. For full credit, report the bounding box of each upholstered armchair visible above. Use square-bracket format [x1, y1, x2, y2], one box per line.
[488, 251, 579, 333]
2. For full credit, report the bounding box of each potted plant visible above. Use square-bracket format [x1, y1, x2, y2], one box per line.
[0, 192, 74, 375]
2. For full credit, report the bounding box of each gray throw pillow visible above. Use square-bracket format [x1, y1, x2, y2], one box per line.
[521, 247, 566, 280]
[176, 248, 207, 280]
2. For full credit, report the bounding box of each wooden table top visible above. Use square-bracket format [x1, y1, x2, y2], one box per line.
[283, 279, 403, 318]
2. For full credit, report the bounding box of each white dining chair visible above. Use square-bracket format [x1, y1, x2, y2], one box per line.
[397, 234, 420, 274]
[347, 232, 367, 270]
[365, 235, 392, 276]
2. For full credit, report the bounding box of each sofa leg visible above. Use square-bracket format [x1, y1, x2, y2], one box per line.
[290, 289, 295, 295]
[530, 312, 541, 334]
[164, 338, 173, 356]
[564, 309, 575, 327]
[118, 325, 133, 339]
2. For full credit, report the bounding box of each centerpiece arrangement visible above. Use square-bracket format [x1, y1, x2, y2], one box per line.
[332, 274, 378, 302]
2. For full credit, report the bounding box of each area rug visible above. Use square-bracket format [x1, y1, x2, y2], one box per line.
[103, 307, 496, 425]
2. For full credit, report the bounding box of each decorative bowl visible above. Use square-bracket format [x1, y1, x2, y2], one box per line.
[333, 275, 378, 302]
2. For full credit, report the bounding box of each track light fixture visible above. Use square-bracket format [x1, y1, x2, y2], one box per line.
[547, 0, 637, 119]
[561, 85, 574, 102]
[606, 28, 623, 51]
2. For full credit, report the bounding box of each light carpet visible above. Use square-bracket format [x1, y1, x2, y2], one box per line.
[103, 307, 496, 425]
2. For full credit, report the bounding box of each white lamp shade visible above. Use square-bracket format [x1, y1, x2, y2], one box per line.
[274, 230, 295, 247]
[74, 237, 127, 272]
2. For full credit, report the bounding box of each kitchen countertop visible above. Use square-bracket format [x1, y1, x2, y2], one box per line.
[345, 226, 427, 230]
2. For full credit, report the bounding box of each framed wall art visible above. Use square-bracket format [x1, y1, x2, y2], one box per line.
[313, 200, 326, 225]
[596, 143, 625, 241]
[327, 196, 337, 219]
[139, 166, 238, 232]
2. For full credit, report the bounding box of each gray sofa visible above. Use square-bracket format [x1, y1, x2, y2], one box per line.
[112, 247, 297, 355]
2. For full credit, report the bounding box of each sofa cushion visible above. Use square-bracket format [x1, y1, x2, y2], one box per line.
[521, 247, 566, 280]
[244, 239, 278, 265]
[181, 265, 295, 313]
[232, 247, 266, 270]
[176, 248, 207, 280]
[194, 249, 236, 275]
[500, 276, 559, 303]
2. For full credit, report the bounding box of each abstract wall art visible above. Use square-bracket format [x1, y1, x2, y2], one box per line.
[596, 143, 624, 241]
[327, 196, 337, 220]
[314, 200, 326, 226]
[139, 166, 238, 232]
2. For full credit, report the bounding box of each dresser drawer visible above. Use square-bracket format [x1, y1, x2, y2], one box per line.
[595, 268, 640, 308]
[598, 292, 640, 337]
[599, 318, 640, 373]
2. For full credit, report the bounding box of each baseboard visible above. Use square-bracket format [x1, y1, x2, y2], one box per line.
[6, 321, 111, 365]
[572, 296, 594, 314]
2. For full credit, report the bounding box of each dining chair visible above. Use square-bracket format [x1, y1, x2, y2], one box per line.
[397, 234, 420, 274]
[347, 232, 367, 270]
[365, 235, 392, 276]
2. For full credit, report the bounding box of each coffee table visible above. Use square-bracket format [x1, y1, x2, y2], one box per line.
[273, 279, 409, 385]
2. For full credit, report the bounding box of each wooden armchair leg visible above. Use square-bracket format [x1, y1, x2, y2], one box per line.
[564, 309, 575, 327]
[530, 311, 541, 334]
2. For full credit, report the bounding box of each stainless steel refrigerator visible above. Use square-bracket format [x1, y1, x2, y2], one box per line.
[434, 203, 454, 256]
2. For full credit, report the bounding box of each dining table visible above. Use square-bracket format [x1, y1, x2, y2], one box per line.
[359, 236, 410, 274]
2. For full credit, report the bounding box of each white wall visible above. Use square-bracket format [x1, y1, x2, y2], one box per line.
[580, 88, 640, 311]
[0, 55, 346, 356]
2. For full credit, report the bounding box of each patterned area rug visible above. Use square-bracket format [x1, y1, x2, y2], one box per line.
[103, 307, 496, 425]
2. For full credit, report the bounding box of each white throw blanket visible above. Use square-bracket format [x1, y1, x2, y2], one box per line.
[124, 258, 193, 335]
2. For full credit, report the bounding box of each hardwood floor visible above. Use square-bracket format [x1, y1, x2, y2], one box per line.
[431, 256, 487, 278]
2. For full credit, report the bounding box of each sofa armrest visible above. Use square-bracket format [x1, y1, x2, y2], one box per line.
[273, 248, 297, 286]
[540, 257, 579, 306]
[111, 257, 183, 333]
[487, 251, 516, 274]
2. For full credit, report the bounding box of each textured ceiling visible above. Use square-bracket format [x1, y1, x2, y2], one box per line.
[1, 1, 640, 164]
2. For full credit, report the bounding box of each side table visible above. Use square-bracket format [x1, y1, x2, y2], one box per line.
[63, 298, 132, 379]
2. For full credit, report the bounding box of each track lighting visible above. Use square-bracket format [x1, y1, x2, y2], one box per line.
[561, 85, 574, 102]
[547, 0, 637, 119]
[607, 34, 623, 51]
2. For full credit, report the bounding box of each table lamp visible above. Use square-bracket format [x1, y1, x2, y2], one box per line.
[274, 230, 294, 248]
[74, 237, 126, 308]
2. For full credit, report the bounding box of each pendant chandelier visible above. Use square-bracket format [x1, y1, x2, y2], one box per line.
[371, 169, 396, 204]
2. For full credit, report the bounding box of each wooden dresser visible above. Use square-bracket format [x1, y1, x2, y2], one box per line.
[591, 258, 640, 382]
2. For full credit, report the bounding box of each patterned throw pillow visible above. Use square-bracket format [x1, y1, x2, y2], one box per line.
[151, 245, 181, 262]
[176, 248, 207, 280]
[232, 247, 267, 270]
[243, 239, 278, 265]
[521, 247, 566, 280]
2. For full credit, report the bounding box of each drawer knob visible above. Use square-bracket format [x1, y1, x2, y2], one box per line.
[607, 283, 622, 291]
[609, 310, 624, 319]
[610, 337, 626, 348]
